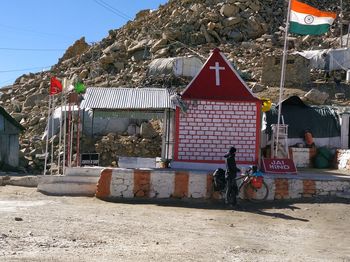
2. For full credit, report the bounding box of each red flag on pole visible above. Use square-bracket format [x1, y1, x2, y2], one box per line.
[50, 77, 63, 95]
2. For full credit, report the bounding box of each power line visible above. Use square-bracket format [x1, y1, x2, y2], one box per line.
[0, 47, 65, 52]
[95, 0, 132, 20]
[99, 0, 132, 19]
[0, 65, 52, 73]
[93, 0, 132, 21]
[93, 0, 206, 60]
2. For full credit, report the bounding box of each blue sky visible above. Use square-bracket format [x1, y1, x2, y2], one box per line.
[0, 0, 168, 88]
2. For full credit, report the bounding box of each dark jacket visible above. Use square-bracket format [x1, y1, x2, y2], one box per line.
[225, 153, 239, 178]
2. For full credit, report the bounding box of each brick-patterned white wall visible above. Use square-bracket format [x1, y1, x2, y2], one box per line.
[176, 100, 259, 163]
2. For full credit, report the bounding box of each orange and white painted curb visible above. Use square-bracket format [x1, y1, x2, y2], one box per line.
[96, 168, 213, 199]
[95, 168, 350, 200]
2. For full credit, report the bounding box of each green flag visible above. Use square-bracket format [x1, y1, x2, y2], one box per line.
[74, 82, 86, 94]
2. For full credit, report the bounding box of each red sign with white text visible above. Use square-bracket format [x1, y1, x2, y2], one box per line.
[262, 158, 297, 174]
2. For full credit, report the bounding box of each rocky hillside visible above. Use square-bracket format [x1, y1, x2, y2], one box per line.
[0, 0, 349, 172]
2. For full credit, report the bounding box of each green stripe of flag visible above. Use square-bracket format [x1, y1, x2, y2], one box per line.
[289, 21, 330, 35]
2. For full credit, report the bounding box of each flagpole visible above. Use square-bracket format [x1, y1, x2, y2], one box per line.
[44, 95, 51, 175]
[275, 0, 292, 158]
[62, 79, 67, 176]
[70, 108, 74, 167]
[340, 0, 343, 47]
[76, 99, 81, 167]
[57, 88, 64, 174]
[50, 96, 55, 175]
[67, 97, 72, 167]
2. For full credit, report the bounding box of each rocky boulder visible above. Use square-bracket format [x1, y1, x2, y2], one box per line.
[303, 89, 329, 105]
[220, 4, 239, 17]
[59, 37, 90, 63]
[140, 122, 158, 139]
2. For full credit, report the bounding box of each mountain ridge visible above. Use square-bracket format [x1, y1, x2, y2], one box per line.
[0, 0, 348, 172]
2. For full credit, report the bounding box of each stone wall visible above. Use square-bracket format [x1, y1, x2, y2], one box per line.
[95, 168, 350, 200]
[261, 54, 311, 87]
[96, 168, 212, 199]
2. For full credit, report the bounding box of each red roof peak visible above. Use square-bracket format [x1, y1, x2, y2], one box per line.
[181, 49, 259, 101]
[212, 48, 221, 53]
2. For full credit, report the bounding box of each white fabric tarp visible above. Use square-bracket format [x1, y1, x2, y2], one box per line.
[339, 33, 350, 47]
[295, 48, 350, 71]
[42, 106, 132, 139]
[147, 56, 203, 78]
[43, 106, 79, 140]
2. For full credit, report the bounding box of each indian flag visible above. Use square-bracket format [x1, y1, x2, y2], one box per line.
[289, 0, 336, 35]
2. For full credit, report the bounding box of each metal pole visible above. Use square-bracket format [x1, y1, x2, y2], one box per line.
[275, 0, 292, 158]
[346, 24, 350, 47]
[82, 106, 85, 141]
[67, 99, 72, 167]
[62, 91, 67, 176]
[91, 110, 94, 138]
[57, 90, 63, 174]
[76, 102, 81, 167]
[50, 97, 55, 175]
[161, 110, 166, 160]
[43, 95, 51, 175]
[340, 0, 343, 48]
[166, 109, 170, 160]
[70, 110, 74, 167]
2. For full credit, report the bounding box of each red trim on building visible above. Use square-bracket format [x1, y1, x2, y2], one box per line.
[255, 102, 261, 165]
[173, 159, 258, 165]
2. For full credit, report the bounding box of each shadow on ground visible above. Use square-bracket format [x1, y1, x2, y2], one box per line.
[101, 196, 350, 222]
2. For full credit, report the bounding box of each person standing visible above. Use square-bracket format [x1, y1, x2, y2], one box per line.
[224, 146, 240, 207]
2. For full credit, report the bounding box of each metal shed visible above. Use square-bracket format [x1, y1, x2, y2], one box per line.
[80, 87, 176, 160]
[0, 106, 25, 168]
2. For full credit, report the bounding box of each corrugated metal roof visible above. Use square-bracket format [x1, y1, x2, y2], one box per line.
[81, 87, 176, 110]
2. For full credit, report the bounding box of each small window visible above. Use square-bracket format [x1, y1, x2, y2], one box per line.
[275, 58, 281, 65]
[287, 59, 295, 64]
[0, 115, 4, 132]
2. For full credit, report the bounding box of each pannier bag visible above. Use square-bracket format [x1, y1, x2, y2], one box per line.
[251, 176, 263, 189]
[213, 168, 226, 191]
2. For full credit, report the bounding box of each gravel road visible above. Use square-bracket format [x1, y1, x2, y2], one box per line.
[0, 186, 349, 262]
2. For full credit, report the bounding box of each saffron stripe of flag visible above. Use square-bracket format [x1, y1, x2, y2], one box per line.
[291, 0, 336, 19]
[289, 0, 336, 35]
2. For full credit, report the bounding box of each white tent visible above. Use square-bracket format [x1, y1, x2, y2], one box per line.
[295, 47, 350, 71]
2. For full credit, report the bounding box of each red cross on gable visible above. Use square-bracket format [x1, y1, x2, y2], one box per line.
[182, 48, 259, 101]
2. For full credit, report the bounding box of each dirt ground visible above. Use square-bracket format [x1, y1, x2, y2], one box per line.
[0, 186, 349, 262]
